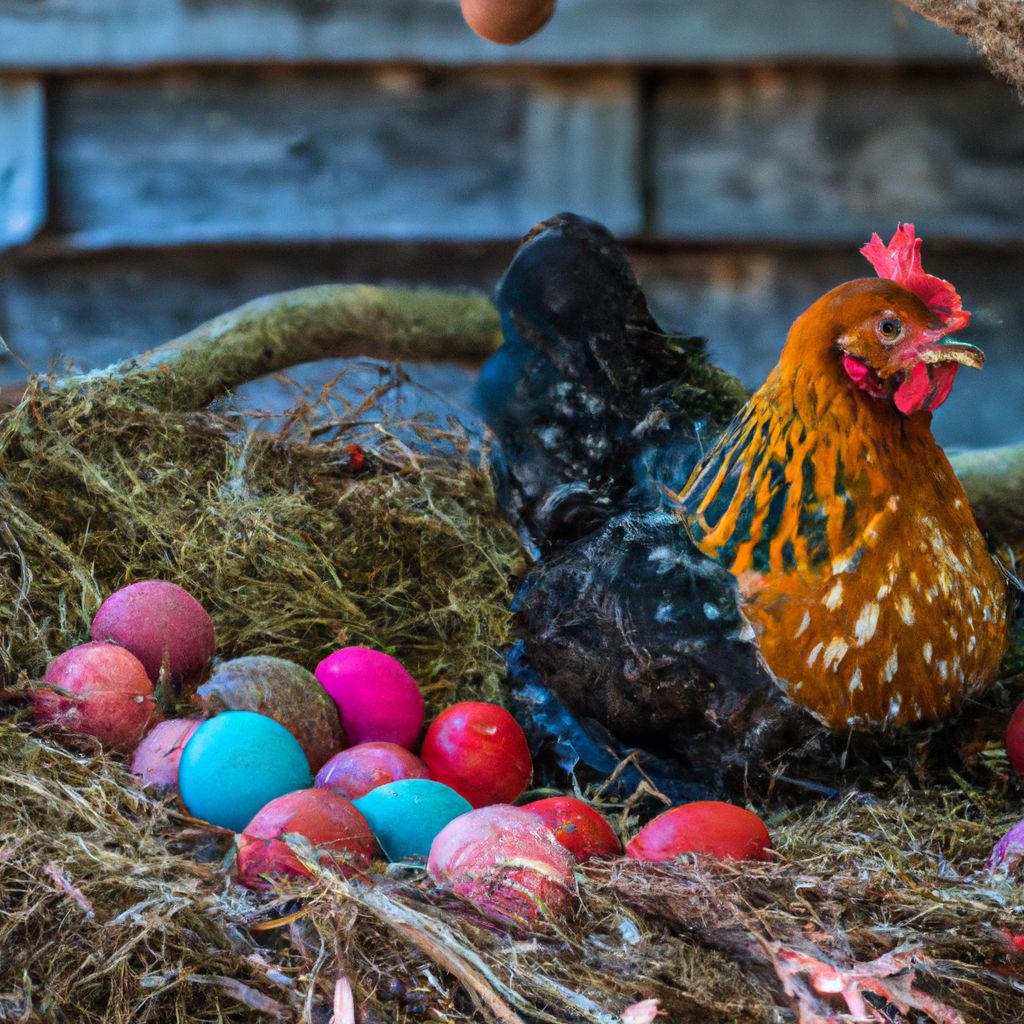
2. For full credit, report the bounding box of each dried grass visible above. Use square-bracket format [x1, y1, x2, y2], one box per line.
[0, 369, 521, 707]
[1, 369, 1023, 1023]
[4, 718, 1024, 1023]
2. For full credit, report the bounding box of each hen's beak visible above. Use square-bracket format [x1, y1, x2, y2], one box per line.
[918, 338, 985, 370]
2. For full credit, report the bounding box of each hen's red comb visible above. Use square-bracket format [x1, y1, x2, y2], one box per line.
[860, 223, 970, 333]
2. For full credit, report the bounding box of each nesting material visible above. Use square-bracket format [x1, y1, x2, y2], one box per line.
[3, 719, 1024, 1023]
[2, 367, 1024, 1023]
[0, 369, 520, 704]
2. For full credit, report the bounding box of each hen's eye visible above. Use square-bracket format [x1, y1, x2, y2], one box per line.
[878, 318, 903, 342]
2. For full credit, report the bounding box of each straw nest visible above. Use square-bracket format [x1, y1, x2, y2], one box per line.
[0, 368, 520, 704]
[3, 718, 1024, 1024]
[1, 307, 1023, 1023]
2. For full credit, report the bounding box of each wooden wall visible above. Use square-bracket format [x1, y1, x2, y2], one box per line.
[1, 0, 1022, 448]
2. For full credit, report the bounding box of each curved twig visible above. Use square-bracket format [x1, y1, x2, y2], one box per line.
[84, 284, 502, 411]
[950, 444, 1024, 555]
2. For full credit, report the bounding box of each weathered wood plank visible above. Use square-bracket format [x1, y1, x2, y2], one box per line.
[1, 241, 1021, 449]
[652, 67, 1024, 243]
[0, 79, 45, 249]
[0, 0, 973, 70]
[47, 70, 641, 246]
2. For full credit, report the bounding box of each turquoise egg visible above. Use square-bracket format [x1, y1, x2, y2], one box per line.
[178, 710, 312, 832]
[354, 778, 472, 862]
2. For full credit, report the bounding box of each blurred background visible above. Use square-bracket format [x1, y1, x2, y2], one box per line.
[0, 0, 1022, 448]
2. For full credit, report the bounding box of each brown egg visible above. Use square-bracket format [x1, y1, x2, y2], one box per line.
[460, 0, 555, 45]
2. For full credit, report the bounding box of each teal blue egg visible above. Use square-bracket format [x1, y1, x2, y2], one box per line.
[178, 710, 311, 832]
[353, 778, 472, 862]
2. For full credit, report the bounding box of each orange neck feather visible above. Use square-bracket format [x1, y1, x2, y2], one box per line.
[679, 304, 940, 582]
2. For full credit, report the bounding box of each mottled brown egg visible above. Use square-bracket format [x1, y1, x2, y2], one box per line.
[196, 655, 345, 772]
[460, 0, 555, 45]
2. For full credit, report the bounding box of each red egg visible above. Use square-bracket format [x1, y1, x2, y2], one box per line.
[522, 796, 621, 861]
[91, 580, 215, 695]
[460, 0, 555, 45]
[421, 702, 532, 808]
[131, 717, 201, 790]
[235, 788, 375, 890]
[315, 647, 424, 749]
[428, 805, 577, 925]
[625, 801, 771, 863]
[315, 741, 429, 799]
[34, 641, 156, 751]
[1006, 700, 1024, 775]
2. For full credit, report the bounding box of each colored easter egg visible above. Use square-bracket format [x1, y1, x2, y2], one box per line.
[353, 779, 472, 862]
[429, 804, 577, 925]
[91, 580, 215, 695]
[315, 647, 424, 749]
[626, 801, 771, 863]
[35, 641, 155, 751]
[989, 819, 1024, 872]
[460, 0, 555, 45]
[178, 711, 311, 832]
[420, 701, 532, 808]
[197, 655, 344, 771]
[131, 717, 201, 790]
[1006, 699, 1024, 775]
[315, 741, 429, 800]
[522, 796, 621, 861]
[235, 788, 374, 890]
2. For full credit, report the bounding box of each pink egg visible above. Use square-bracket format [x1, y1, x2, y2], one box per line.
[314, 647, 424, 749]
[35, 641, 156, 751]
[235, 788, 375, 890]
[131, 718, 201, 790]
[989, 820, 1024, 871]
[428, 805, 578, 925]
[91, 580, 215, 695]
[315, 741, 429, 799]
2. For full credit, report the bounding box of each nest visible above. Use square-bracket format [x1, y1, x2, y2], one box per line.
[2, 362, 1024, 1023]
[0, 368, 521, 705]
[3, 719, 1024, 1024]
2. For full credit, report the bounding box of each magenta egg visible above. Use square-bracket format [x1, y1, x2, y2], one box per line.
[91, 580, 215, 695]
[315, 741, 429, 799]
[989, 820, 1024, 872]
[314, 647, 424, 749]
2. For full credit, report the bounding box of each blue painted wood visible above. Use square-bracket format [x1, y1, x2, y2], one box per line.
[652, 68, 1024, 243]
[0, 80, 45, 249]
[47, 71, 642, 246]
[0, 0, 973, 70]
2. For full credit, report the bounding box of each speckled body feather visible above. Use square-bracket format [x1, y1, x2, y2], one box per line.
[679, 280, 1007, 729]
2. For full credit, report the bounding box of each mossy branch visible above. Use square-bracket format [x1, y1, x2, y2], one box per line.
[950, 444, 1024, 555]
[88, 284, 502, 411]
